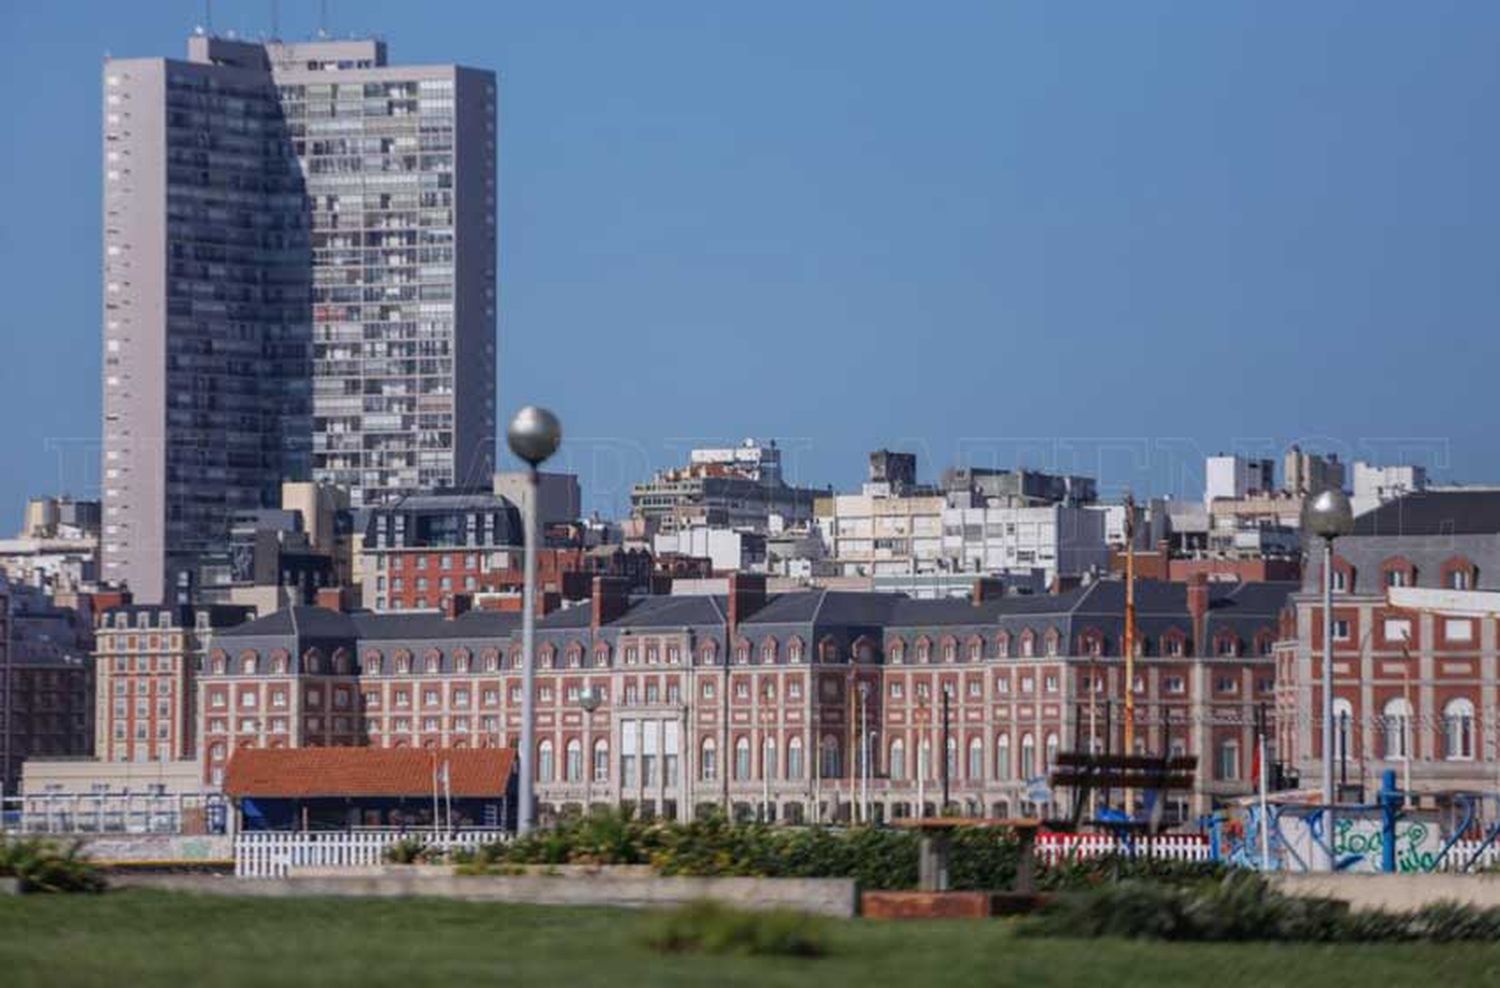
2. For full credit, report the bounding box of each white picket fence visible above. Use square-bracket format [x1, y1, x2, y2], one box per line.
[1036, 832, 1212, 865]
[235, 830, 507, 878]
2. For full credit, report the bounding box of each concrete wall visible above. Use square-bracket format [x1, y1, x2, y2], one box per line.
[79, 834, 233, 863]
[1274, 873, 1500, 912]
[114, 868, 857, 917]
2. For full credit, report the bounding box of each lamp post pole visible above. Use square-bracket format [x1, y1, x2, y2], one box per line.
[941, 685, 952, 813]
[581, 689, 602, 814]
[1303, 488, 1353, 871]
[858, 682, 870, 824]
[507, 406, 562, 836]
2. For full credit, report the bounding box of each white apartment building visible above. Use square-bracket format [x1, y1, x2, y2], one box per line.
[1351, 461, 1428, 517]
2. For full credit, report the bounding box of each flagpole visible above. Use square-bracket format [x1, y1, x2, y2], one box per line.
[443, 760, 453, 835]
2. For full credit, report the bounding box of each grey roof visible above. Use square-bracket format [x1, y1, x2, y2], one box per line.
[1353, 490, 1500, 537]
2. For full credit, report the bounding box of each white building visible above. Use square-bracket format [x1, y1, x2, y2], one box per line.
[1205, 455, 1277, 505]
[940, 504, 1108, 586]
[1351, 461, 1428, 517]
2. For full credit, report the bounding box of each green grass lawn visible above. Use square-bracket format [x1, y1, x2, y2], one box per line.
[1, 890, 1498, 987]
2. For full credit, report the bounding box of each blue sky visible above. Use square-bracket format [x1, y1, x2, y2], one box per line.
[3, 1, 1498, 520]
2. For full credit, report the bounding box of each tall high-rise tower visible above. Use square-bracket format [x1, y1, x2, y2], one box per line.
[102, 36, 496, 603]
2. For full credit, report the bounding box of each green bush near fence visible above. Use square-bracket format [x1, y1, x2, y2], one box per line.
[1023, 871, 1500, 943]
[0, 837, 107, 894]
[469, 808, 1223, 892]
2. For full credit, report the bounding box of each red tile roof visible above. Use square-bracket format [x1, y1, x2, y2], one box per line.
[224, 747, 515, 799]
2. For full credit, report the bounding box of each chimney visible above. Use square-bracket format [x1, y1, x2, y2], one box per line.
[316, 586, 350, 613]
[727, 572, 767, 636]
[971, 576, 1005, 606]
[590, 576, 631, 630]
[1186, 572, 1210, 652]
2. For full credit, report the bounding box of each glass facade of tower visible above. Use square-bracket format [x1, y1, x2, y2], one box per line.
[284, 75, 468, 505]
[102, 38, 495, 603]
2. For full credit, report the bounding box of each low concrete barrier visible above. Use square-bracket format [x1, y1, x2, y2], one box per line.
[1273, 873, 1500, 912]
[111, 868, 858, 918]
[78, 834, 234, 864]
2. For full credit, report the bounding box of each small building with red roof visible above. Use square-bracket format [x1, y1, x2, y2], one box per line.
[224, 747, 515, 832]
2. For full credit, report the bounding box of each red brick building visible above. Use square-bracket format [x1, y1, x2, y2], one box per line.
[199, 574, 1291, 823]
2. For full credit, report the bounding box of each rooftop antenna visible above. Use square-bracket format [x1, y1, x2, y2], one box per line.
[205, 0, 213, 34]
[270, 0, 280, 40]
[318, 0, 330, 39]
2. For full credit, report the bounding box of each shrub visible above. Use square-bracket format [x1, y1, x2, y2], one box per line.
[642, 900, 827, 958]
[1022, 872, 1500, 943]
[382, 837, 430, 865]
[0, 837, 107, 893]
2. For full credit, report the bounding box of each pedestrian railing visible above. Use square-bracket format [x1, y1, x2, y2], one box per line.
[1036, 831, 1212, 864]
[1, 793, 227, 836]
[234, 829, 508, 878]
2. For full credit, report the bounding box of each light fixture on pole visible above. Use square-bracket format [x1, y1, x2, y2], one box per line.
[507, 405, 562, 835]
[858, 681, 870, 825]
[1301, 487, 1354, 870]
[580, 687, 602, 814]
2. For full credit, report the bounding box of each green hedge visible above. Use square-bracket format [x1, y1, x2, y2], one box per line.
[480, 810, 1219, 892]
[1023, 871, 1500, 943]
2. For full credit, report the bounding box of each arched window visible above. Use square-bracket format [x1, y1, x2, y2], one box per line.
[788, 638, 804, 663]
[1020, 733, 1036, 779]
[1045, 733, 1059, 769]
[1382, 698, 1411, 760]
[1444, 698, 1476, 760]
[761, 638, 777, 664]
[889, 640, 905, 665]
[762, 736, 777, 780]
[996, 734, 1011, 781]
[919, 737, 932, 781]
[1333, 698, 1354, 765]
[700, 641, 718, 665]
[916, 638, 931, 663]
[425, 649, 441, 674]
[820, 735, 841, 778]
[565, 738, 583, 782]
[363, 650, 382, 675]
[945, 736, 958, 781]
[967, 737, 983, 780]
[593, 643, 610, 668]
[889, 738, 907, 780]
[786, 736, 804, 779]
[482, 648, 500, 672]
[1043, 629, 1059, 657]
[735, 640, 751, 664]
[241, 654, 257, 676]
[995, 632, 1010, 658]
[700, 738, 717, 781]
[593, 739, 609, 781]
[538, 739, 555, 782]
[942, 638, 957, 663]
[968, 637, 984, 662]
[1020, 631, 1035, 658]
[735, 736, 752, 780]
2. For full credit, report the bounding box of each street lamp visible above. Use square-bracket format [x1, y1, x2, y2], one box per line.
[941, 683, 953, 814]
[1302, 487, 1354, 870]
[508, 405, 562, 835]
[580, 687, 602, 814]
[858, 682, 870, 825]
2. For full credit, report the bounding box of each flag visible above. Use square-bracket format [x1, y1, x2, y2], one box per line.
[1250, 735, 1262, 789]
